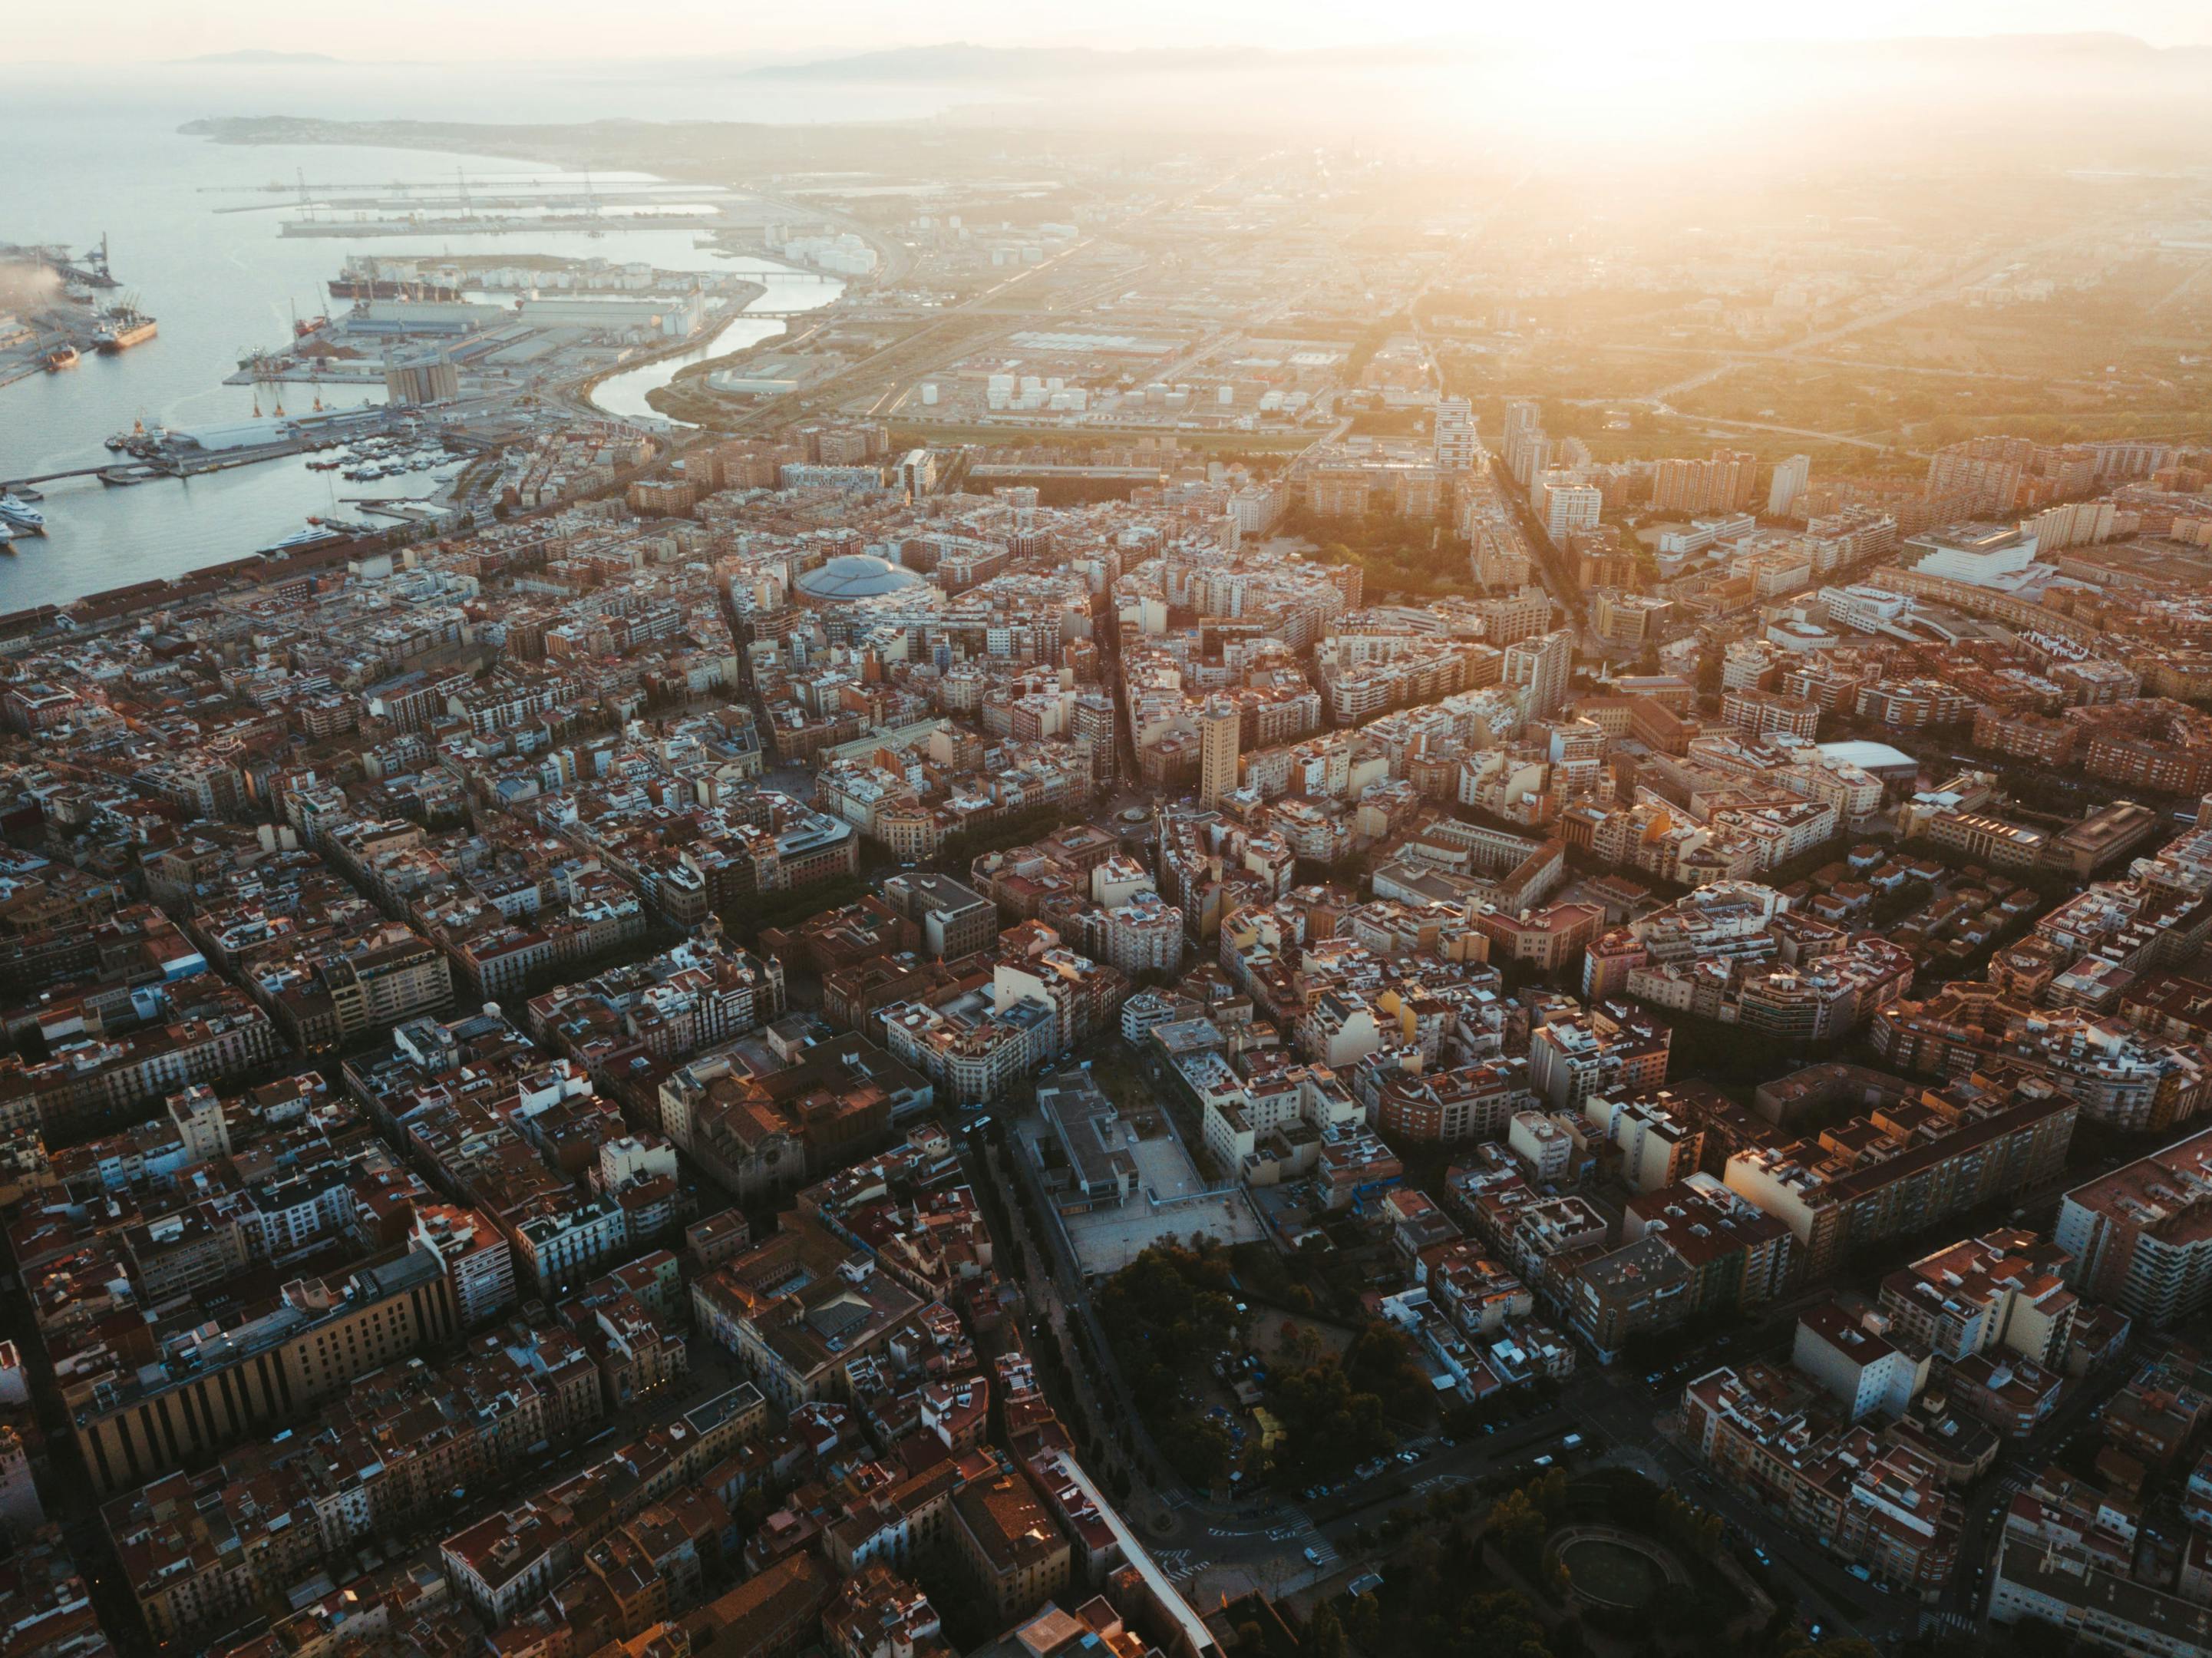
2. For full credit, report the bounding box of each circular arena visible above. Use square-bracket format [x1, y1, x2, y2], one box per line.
[794, 553, 926, 603]
[1550, 1525, 1689, 1610]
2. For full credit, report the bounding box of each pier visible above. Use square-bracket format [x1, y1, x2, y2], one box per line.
[280, 212, 764, 240]
[0, 463, 160, 491]
[3, 409, 415, 497]
[0, 452, 299, 491]
[0, 237, 120, 289]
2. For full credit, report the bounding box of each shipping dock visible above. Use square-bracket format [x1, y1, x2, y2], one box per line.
[0, 238, 132, 387]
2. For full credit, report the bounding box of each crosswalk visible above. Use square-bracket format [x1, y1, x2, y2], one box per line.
[1920, 1610, 1979, 1639]
[1153, 1547, 1210, 1583]
[1413, 1472, 1471, 1495]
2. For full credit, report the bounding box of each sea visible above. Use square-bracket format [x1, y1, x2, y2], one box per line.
[0, 61, 972, 611]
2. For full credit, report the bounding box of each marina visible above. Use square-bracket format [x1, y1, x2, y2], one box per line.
[0, 96, 849, 606]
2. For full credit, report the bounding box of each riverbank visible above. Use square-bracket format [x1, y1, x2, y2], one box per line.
[643, 310, 827, 425]
[586, 267, 845, 427]
[570, 280, 768, 411]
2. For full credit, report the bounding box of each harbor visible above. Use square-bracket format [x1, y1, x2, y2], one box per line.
[0, 239, 158, 389]
[2, 233, 794, 556]
[216, 249, 771, 405]
[0, 87, 858, 609]
[0, 405, 478, 566]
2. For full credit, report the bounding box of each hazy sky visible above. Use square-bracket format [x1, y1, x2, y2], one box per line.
[26, 0, 2212, 62]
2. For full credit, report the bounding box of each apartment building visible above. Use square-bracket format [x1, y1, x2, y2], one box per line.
[515, 1194, 632, 1300]
[1990, 1534, 2212, 1658]
[1724, 1067, 2078, 1277]
[1873, 981, 2210, 1133]
[1877, 1227, 2078, 1366]
[1527, 1002, 1671, 1111]
[0, 983, 281, 1142]
[1793, 1302, 1926, 1420]
[411, 1203, 519, 1326]
[951, 1466, 1073, 1627]
[689, 1227, 925, 1410]
[881, 872, 999, 963]
[1558, 1235, 1691, 1361]
[1504, 629, 1574, 723]
[1682, 1362, 1960, 1595]
[107, 1462, 333, 1643]
[1652, 450, 1758, 516]
[74, 1245, 459, 1495]
[1585, 1094, 1704, 1192]
[2054, 1126, 2212, 1325]
[1720, 688, 1821, 741]
[1623, 1176, 1794, 1314]
[1369, 1055, 1535, 1144]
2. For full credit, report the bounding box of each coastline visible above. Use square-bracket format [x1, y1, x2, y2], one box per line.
[179, 115, 906, 286]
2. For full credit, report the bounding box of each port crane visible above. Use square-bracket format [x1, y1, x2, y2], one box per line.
[243, 350, 287, 420]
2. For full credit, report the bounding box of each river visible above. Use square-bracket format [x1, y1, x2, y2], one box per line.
[0, 63, 940, 610]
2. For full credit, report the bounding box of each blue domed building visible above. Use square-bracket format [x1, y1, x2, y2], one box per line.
[794, 553, 925, 604]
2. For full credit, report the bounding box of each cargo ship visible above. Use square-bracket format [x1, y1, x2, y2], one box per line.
[95, 306, 158, 352]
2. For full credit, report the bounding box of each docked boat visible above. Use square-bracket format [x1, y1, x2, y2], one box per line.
[0, 495, 48, 533]
[94, 306, 158, 352]
[45, 345, 80, 372]
[259, 521, 352, 554]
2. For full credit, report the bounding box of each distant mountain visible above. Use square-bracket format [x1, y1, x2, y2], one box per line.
[746, 32, 2212, 83]
[745, 41, 1279, 81]
[179, 50, 351, 65]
